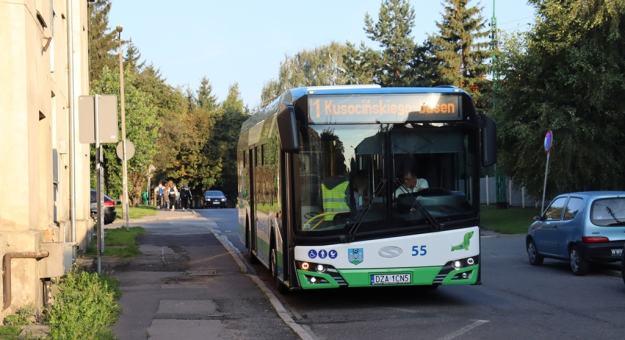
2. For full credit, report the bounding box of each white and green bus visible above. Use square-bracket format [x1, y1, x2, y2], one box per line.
[237, 85, 496, 292]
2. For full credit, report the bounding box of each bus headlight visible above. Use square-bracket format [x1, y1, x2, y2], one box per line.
[301, 262, 310, 271]
[452, 260, 462, 270]
[316, 264, 326, 273]
[467, 257, 475, 265]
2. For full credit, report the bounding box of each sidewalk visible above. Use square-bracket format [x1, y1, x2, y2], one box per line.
[102, 209, 304, 340]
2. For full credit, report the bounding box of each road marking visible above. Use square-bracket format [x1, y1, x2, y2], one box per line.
[438, 320, 490, 340]
[383, 307, 417, 313]
[209, 228, 315, 340]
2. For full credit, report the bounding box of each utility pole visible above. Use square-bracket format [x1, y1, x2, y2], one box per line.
[491, 0, 507, 209]
[117, 25, 130, 230]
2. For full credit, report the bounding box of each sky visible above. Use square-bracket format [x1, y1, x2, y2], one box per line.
[108, 1, 536, 109]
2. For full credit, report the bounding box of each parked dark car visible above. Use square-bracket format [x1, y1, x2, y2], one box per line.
[90, 190, 117, 224]
[204, 190, 227, 208]
[526, 191, 625, 275]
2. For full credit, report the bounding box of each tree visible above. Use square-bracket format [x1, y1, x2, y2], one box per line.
[260, 42, 353, 106]
[88, 0, 117, 82]
[342, 42, 378, 86]
[213, 84, 249, 200]
[363, 0, 418, 86]
[160, 78, 225, 197]
[124, 39, 145, 72]
[493, 0, 625, 197]
[429, 0, 490, 105]
[90, 68, 160, 205]
[196, 77, 219, 111]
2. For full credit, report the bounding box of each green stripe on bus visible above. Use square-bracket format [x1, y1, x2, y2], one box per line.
[338, 267, 441, 287]
[297, 265, 479, 289]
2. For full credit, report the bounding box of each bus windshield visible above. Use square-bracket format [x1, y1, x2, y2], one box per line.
[297, 123, 477, 238]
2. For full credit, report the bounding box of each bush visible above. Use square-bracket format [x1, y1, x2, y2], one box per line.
[4, 303, 36, 326]
[44, 266, 121, 340]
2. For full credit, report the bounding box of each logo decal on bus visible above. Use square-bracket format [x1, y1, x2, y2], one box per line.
[378, 246, 403, 258]
[319, 249, 328, 259]
[329, 250, 338, 259]
[348, 248, 364, 265]
[451, 231, 474, 251]
[308, 250, 317, 259]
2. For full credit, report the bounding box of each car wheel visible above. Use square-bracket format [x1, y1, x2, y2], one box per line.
[527, 239, 544, 266]
[270, 247, 288, 294]
[569, 245, 589, 276]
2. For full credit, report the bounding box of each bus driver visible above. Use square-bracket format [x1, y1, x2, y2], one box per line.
[394, 168, 428, 198]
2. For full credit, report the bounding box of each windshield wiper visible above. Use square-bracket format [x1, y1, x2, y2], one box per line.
[392, 178, 443, 232]
[341, 178, 387, 243]
[605, 206, 624, 226]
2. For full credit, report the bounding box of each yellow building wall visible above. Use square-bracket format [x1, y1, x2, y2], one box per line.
[0, 0, 91, 318]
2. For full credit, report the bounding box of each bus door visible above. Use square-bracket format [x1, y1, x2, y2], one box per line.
[249, 147, 256, 253]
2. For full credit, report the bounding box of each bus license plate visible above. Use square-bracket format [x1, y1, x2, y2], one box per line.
[213, 201, 220, 204]
[370, 274, 411, 285]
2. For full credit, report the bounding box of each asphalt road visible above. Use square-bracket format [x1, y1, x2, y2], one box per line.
[196, 208, 625, 340]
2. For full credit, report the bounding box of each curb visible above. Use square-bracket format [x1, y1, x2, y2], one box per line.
[208, 228, 314, 340]
[106, 210, 199, 228]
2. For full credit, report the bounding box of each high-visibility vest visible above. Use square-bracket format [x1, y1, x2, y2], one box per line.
[321, 181, 350, 221]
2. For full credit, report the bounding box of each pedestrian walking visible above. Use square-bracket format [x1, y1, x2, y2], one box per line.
[157, 181, 164, 208]
[168, 180, 178, 211]
[180, 183, 192, 211]
[163, 183, 170, 209]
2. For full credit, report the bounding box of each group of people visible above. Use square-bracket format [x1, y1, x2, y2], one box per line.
[155, 180, 192, 211]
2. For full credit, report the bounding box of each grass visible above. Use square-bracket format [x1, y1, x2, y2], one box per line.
[86, 226, 147, 258]
[480, 204, 541, 234]
[115, 205, 158, 220]
[0, 325, 22, 338]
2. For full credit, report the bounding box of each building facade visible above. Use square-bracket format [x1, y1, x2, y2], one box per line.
[0, 0, 91, 318]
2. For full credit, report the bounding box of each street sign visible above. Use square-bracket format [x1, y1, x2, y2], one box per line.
[78, 95, 118, 144]
[544, 131, 553, 153]
[542, 131, 553, 212]
[116, 140, 135, 160]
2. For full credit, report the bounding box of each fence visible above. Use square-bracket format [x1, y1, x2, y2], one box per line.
[480, 176, 542, 208]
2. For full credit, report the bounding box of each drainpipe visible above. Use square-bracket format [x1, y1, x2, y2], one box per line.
[2, 252, 50, 310]
[67, 0, 76, 250]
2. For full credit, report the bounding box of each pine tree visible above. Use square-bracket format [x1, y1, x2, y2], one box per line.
[429, 0, 490, 101]
[196, 77, 219, 111]
[343, 42, 378, 86]
[88, 0, 118, 82]
[363, 0, 417, 86]
[124, 39, 145, 72]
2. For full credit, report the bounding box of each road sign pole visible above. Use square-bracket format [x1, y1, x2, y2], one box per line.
[94, 94, 102, 274]
[541, 152, 550, 213]
[118, 26, 130, 232]
[541, 131, 553, 213]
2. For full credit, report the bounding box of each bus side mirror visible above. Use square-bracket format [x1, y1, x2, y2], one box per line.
[481, 114, 497, 167]
[277, 103, 300, 153]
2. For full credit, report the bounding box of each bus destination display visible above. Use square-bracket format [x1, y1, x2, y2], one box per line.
[308, 93, 462, 124]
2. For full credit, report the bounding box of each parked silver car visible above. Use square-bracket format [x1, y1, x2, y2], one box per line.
[526, 191, 625, 275]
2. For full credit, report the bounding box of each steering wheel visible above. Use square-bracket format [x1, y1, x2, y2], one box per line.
[305, 211, 349, 230]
